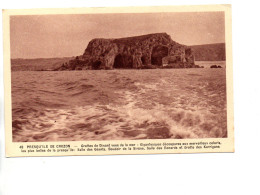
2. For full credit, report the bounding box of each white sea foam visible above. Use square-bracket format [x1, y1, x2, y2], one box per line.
[12, 68, 227, 141]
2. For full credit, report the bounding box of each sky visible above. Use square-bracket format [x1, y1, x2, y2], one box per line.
[10, 12, 225, 59]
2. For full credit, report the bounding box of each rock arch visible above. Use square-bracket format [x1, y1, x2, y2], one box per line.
[93, 60, 102, 69]
[151, 45, 169, 66]
[141, 55, 149, 65]
[58, 33, 196, 70]
[113, 54, 133, 68]
[113, 54, 123, 68]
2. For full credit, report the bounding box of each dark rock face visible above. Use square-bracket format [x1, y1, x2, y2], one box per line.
[57, 33, 196, 70]
[210, 65, 222, 68]
[190, 43, 226, 61]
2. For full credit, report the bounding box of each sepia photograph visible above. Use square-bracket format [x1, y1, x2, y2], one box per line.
[3, 5, 233, 156]
[2, 2, 260, 195]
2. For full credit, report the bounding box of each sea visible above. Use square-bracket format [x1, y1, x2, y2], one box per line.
[11, 61, 227, 142]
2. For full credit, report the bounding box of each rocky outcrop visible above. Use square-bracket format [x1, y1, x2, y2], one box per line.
[210, 65, 222, 68]
[57, 33, 196, 70]
[190, 43, 225, 61]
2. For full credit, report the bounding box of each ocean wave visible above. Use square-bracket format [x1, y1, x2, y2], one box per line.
[11, 69, 227, 141]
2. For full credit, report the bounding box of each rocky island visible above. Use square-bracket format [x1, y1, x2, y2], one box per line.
[55, 33, 201, 70]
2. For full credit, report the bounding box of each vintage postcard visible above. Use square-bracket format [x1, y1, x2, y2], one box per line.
[3, 5, 234, 157]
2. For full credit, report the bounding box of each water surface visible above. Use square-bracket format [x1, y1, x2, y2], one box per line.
[12, 65, 227, 142]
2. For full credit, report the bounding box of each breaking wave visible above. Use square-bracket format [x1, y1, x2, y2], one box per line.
[12, 67, 227, 142]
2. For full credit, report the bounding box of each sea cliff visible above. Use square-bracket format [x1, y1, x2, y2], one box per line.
[56, 33, 197, 70]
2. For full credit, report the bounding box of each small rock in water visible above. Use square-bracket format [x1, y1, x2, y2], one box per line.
[210, 65, 222, 68]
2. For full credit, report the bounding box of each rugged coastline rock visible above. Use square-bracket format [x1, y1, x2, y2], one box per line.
[190, 43, 226, 61]
[55, 33, 198, 70]
[210, 65, 222, 68]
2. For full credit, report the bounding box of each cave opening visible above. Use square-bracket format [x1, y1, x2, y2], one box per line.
[141, 56, 148, 65]
[114, 54, 123, 68]
[151, 45, 169, 66]
[113, 54, 133, 68]
[93, 60, 102, 70]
